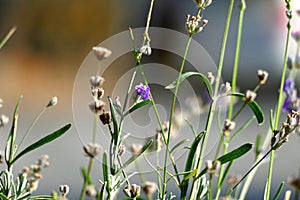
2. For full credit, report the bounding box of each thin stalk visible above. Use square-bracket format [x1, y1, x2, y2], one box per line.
[17, 107, 47, 152]
[190, 1, 235, 198]
[0, 26, 16, 50]
[265, 14, 292, 200]
[162, 35, 193, 199]
[80, 113, 98, 200]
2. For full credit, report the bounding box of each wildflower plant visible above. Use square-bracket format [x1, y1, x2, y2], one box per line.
[70, 0, 300, 199]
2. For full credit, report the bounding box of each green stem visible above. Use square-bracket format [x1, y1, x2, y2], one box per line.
[80, 157, 94, 200]
[189, 1, 234, 199]
[162, 35, 193, 199]
[0, 26, 16, 50]
[17, 107, 47, 152]
[265, 13, 292, 200]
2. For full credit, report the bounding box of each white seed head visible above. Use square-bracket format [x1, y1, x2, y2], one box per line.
[59, 185, 70, 197]
[207, 72, 215, 85]
[220, 82, 231, 95]
[0, 114, 9, 127]
[92, 46, 112, 61]
[47, 96, 58, 107]
[224, 119, 236, 132]
[257, 69, 269, 85]
[245, 90, 257, 102]
[90, 75, 104, 87]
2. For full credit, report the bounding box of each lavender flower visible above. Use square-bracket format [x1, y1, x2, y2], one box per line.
[134, 83, 152, 102]
[282, 78, 299, 112]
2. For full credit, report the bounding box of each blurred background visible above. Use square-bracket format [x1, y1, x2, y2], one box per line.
[0, 0, 299, 199]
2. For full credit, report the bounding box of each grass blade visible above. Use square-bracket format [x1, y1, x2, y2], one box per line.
[11, 124, 71, 164]
[0, 26, 17, 50]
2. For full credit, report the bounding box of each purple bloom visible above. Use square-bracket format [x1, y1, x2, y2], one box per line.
[282, 78, 299, 113]
[135, 83, 152, 101]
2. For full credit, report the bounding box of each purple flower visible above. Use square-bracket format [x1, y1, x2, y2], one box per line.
[135, 83, 152, 101]
[282, 78, 299, 112]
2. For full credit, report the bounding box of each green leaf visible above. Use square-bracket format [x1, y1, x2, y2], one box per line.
[196, 143, 253, 179]
[255, 134, 261, 158]
[116, 140, 153, 176]
[165, 72, 213, 98]
[272, 181, 284, 200]
[11, 124, 71, 164]
[180, 132, 205, 198]
[124, 99, 151, 116]
[0, 193, 9, 200]
[5, 96, 23, 166]
[170, 138, 189, 154]
[108, 96, 119, 145]
[228, 93, 264, 125]
[102, 152, 109, 182]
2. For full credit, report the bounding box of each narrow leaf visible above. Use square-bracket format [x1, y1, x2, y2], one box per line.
[108, 96, 119, 145]
[228, 93, 264, 125]
[180, 132, 205, 198]
[11, 124, 71, 164]
[116, 140, 153, 175]
[124, 99, 151, 116]
[272, 181, 284, 200]
[0, 193, 9, 200]
[102, 152, 109, 182]
[170, 138, 189, 154]
[165, 72, 213, 98]
[196, 143, 253, 179]
[5, 96, 23, 165]
[28, 196, 52, 200]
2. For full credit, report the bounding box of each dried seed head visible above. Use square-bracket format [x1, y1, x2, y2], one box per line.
[118, 145, 126, 156]
[83, 143, 101, 158]
[47, 96, 58, 107]
[89, 99, 105, 113]
[130, 144, 143, 154]
[59, 185, 70, 197]
[142, 181, 157, 196]
[92, 46, 112, 61]
[207, 72, 215, 85]
[194, 0, 212, 9]
[185, 15, 208, 35]
[220, 82, 231, 95]
[244, 90, 257, 102]
[99, 111, 112, 125]
[257, 69, 269, 85]
[287, 175, 300, 190]
[91, 87, 104, 99]
[0, 114, 9, 127]
[123, 184, 141, 198]
[90, 75, 104, 87]
[86, 185, 96, 197]
[138, 43, 152, 56]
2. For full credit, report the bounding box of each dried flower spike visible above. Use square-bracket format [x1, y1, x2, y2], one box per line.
[185, 15, 208, 35]
[92, 46, 112, 61]
[47, 96, 58, 107]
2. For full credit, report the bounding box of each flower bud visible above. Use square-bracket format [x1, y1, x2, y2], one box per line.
[99, 111, 112, 125]
[59, 185, 70, 197]
[244, 90, 257, 102]
[92, 46, 112, 61]
[83, 143, 101, 158]
[47, 96, 58, 107]
[142, 181, 157, 196]
[257, 69, 269, 85]
[90, 75, 104, 87]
